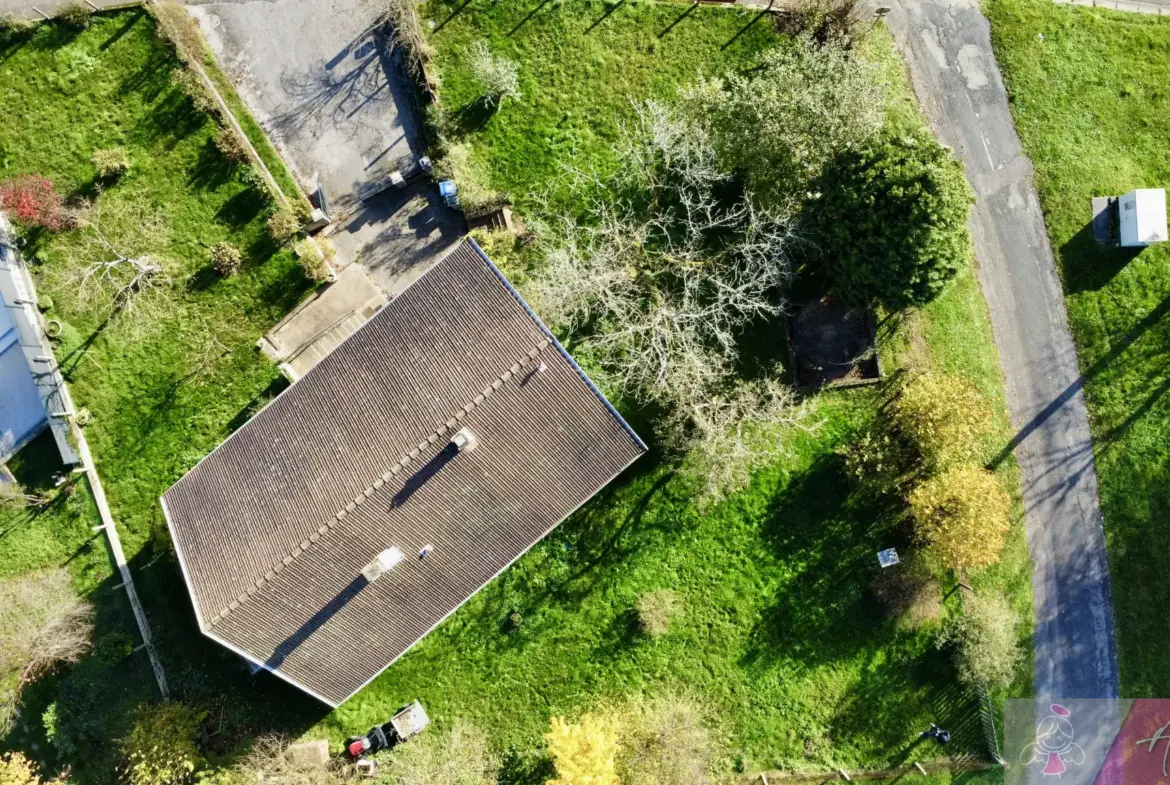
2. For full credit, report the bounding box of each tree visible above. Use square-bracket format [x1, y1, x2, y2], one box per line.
[0, 753, 40, 785]
[375, 719, 498, 785]
[908, 465, 1012, 571]
[891, 373, 995, 471]
[0, 570, 94, 733]
[120, 702, 206, 785]
[46, 196, 176, 331]
[680, 36, 883, 203]
[937, 590, 1022, 690]
[816, 131, 974, 310]
[525, 101, 809, 499]
[467, 41, 520, 108]
[634, 590, 679, 637]
[546, 714, 620, 785]
[618, 694, 716, 785]
[0, 175, 64, 231]
[225, 735, 349, 785]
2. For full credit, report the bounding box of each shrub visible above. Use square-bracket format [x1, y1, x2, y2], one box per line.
[171, 68, 218, 117]
[92, 148, 131, 179]
[120, 702, 206, 785]
[938, 590, 1022, 690]
[618, 694, 716, 785]
[635, 590, 679, 637]
[817, 131, 974, 310]
[54, 2, 93, 28]
[210, 242, 242, 276]
[908, 464, 1012, 571]
[839, 425, 909, 492]
[0, 15, 35, 40]
[872, 553, 941, 630]
[892, 373, 995, 471]
[383, 0, 435, 82]
[468, 41, 520, 108]
[0, 175, 64, 231]
[775, 0, 871, 48]
[214, 128, 251, 165]
[267, 208, 302, 244]
[293, 237, 332, 282]
[0, 570, 94, 733]
[148, 0, 207, 67]
[375, 719, 498, 785]
[0, 752, 39, 785]
[546, 714, 620, 785]
[239, 165, 269, 195]
[680, 37, 883, 201]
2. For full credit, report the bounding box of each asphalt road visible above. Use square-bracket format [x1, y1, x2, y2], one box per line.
[884, 0, 1119, 701]
[186, 0, 463, 293]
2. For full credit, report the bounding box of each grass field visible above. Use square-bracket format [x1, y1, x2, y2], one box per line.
[0, 5, 1027, 784]
[985, 0, 1170, 697]
[0, 12, 322, 779]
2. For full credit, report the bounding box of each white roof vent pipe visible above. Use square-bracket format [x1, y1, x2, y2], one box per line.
[362, 546, 405, 582]
[451, 427, 479, 453]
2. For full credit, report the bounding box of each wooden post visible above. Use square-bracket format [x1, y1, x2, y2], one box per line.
[914, 762, 928, 775]
[838, 769, 851, 782]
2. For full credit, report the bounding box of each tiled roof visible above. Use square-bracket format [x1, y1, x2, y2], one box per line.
[161, 240, 645, 705]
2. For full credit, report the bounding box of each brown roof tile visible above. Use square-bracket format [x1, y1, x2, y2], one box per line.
[161, 240, 644, 706]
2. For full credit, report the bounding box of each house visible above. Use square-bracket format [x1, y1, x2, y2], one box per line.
[0, 213, 77, 465]
[161, 240, 646, 706]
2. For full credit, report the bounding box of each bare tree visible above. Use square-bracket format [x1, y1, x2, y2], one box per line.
[0, 481, 51, 510]
[375, 719, 498, 785]
[47, 196, 175, 332]
[0, 570, 94, 732]
[525, 102, 813, 498]
[234, 735, 352, 785]
[618, 693, 718, 785]
[527, 101, 793, 401]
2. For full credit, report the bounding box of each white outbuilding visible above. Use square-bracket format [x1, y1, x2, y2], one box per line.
[1119, 188, 1168, 248]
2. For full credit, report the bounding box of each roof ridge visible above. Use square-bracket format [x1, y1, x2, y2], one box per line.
[205, 338, 553, 629]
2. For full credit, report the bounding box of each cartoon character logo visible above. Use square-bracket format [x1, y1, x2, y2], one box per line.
[1021, 704, 1087, 777]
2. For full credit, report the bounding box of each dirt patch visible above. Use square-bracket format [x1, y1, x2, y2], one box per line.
[788, 297, 882, 390]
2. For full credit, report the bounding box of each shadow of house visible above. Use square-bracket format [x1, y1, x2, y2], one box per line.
[1059, 216, 1143, 294]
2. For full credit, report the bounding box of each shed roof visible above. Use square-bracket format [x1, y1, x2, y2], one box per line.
[161, 240, 645, 705]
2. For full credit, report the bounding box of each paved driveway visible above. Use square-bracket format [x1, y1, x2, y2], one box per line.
[187, 0, 462, 293]
[884, 0, 1119, 701]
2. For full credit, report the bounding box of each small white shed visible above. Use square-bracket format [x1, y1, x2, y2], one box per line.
[1119, 188, 1168, 248]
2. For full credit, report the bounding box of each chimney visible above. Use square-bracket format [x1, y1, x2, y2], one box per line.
[362, 546, 405, 582]
[451, 427, 479, 453]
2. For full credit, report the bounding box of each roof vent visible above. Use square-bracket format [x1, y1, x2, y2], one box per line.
[362, 546, 405, 582]
[451, 427, 479, 453]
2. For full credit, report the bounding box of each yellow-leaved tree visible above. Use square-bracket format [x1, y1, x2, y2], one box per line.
[908, 464, 1012, 570]
[892, 373, 995, 470]
[546, 714, 621, 785]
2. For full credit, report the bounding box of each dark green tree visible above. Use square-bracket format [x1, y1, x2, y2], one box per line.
[816, 131, 974, 310]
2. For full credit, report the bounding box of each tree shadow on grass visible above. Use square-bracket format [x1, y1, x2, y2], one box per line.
[99, 9, 146, 52]
[214, 187, 269, 229]
[453, 97, 497, 135]
[741, 455, 894, 672]
[188, 137, 238, 191]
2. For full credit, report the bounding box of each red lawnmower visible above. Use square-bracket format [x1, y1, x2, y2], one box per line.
[346, 701, 430, 759]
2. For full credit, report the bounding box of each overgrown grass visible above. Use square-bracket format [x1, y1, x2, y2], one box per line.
[0, 6, 1028, 784]
[424, 0, 778, 213]
[314, 7, 1031, 777]
[0, 12, 321, 780]
[985, 0, 1170, 697]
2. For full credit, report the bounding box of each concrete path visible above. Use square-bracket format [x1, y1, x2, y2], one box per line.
[883, 0, 1119, 700]
[186, 0, 463, 293]
[0, 0, 133, 18]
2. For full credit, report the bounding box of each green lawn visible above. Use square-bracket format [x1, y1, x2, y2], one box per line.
[311, 6, 1031, 779]
[985, 0, 1170, 697]
[0, 12, 322, 780]
[425, 0, 777, 213]
[0, 6, 1027, 784]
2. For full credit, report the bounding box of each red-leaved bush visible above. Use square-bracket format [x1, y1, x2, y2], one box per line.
[0, 175, 65, 231]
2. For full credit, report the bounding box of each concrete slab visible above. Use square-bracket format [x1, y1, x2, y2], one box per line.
[187, 0, 466, 292]
[259, 264, 386, 369]
[0, 0, 138, 20]
[330, 181, 464, 297]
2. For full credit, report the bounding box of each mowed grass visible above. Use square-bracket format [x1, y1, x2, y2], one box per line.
[425, 0, 777, 212]
[0, 12, 323, 780]
[986, 0, 1170, 696]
